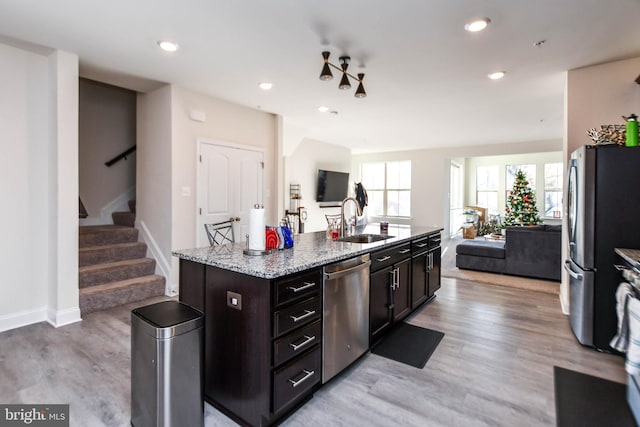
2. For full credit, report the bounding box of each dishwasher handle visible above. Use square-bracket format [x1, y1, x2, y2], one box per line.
[324, 260, 371, 281]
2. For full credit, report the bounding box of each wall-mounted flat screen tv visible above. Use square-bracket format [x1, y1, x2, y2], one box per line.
[316, 169, 349, 205]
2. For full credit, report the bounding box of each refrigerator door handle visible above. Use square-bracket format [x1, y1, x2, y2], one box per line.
[564, 260, 583, 280]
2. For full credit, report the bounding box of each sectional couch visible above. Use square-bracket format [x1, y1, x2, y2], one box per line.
[455, 224, 562, 281]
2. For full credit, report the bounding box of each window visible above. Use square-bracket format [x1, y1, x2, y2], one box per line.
[361, 161, 411, 217]
[544, 162, 563, 218]
[506, 164, 536, 190]
[450, 162, 464, 238]
[476, 166, 499, 214]
[505, 164, 536, 208]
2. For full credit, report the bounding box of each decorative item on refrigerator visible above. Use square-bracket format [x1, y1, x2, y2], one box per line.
[248, 206, 266, 251]
[624, 114, 639, 147]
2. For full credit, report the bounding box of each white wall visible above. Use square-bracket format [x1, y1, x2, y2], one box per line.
[79, 78, 136, 221]
[137, 85, 279, 294]
[567, 56, 640, 156]
[48, 50, 80, 326]
[285, 138, 352, 233]
[136, 85, 173, 291]
[352, 139, 562, 236]
[0, 42, 80, 332]
[561, 56, 640, 312]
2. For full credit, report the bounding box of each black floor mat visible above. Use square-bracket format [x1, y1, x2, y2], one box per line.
[371, 323, 444, 369]
[554, 366, 636, 427]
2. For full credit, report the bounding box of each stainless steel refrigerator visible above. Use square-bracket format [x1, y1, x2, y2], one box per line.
[565, 144, 640, 352]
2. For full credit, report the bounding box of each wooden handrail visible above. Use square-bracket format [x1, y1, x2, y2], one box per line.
[105, 145, 136, 167]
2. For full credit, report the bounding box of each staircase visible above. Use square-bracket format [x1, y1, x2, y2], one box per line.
[79, 201, 165, 314]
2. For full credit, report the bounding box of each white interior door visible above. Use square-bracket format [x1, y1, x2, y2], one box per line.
[197, 141, 264, 247]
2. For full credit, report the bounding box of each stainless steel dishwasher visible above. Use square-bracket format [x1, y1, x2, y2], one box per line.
[322, 254, 371, 383]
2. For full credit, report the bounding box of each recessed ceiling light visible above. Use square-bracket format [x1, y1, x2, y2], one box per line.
[158, 40, 179, 52]
[259, 82, 273, 90]
[318, 105, 329, 113]
[488, 71, 506, 80]
[464, 18, 491, 32]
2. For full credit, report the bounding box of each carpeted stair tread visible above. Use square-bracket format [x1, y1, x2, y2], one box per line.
[79, 258, 156, 288]
[80, 275, 165, 314]
[112, 211, 135, 227]
[79, 242, 147, 267]
[79, 225, 138, 247]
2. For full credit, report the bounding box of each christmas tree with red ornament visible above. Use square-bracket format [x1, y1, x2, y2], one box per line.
[504, 169, 541, 226]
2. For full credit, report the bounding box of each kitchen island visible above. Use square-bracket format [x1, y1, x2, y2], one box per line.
[173, 224, 442, 426]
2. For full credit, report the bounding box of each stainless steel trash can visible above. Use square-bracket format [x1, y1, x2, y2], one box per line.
[131, 301, 204, 427]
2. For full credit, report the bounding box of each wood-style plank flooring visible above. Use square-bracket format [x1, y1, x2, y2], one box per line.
[0, 278, 625, 426]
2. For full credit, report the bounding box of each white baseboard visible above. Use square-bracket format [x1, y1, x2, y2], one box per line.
[79, 186, 135, 225]
[137, 220, 172, 295]
[560, 293, 569, 315]
[0, 306, 47, 333]
[47, 307, 82, 328]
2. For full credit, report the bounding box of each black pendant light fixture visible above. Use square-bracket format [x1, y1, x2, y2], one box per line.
[319, 51, 366, 98]
[355, 73, 366, 98]
[338, 56, 351, 90]
[320, 51, 333, 81]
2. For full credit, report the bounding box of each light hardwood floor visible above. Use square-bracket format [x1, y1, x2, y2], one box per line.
[0, 278, 625, 426]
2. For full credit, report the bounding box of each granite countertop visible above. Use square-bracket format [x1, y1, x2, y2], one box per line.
[173, 224, 443, 279]
[615, 248, 640, 270]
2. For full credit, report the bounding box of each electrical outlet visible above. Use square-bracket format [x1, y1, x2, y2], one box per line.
[227, 291, 242, 310]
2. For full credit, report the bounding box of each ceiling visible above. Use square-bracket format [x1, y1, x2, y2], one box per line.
[1, 0, 640, 154]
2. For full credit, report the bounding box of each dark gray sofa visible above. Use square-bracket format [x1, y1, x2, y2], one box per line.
[455, 224, 561, 281]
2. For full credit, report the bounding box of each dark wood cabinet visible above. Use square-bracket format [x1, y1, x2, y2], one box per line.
[369, 243, 412, 345]
[393, 257, 412, 321]
[411, 232, 442, 308]
[177, 229, 443, 426]
[179, 260, 322, 426]
[411, 250, 429, 308]
[370, 266, 393, 341]
[427, 246, 442, 297]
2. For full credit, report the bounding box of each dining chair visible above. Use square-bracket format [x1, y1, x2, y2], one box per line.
[204, 218, 235, 246]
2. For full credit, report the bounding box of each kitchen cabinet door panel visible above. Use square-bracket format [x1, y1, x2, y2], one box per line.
[411, 252, 428, 308]
[370, 266, 393, 344]
[393, 258, 412, 321]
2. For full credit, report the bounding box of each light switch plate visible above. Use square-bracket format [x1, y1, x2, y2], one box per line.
[227, 291, 242, 310]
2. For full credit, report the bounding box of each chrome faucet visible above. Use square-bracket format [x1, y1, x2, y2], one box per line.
[340, 197, 363, 237]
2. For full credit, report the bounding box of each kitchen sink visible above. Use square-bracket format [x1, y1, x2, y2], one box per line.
[336, 233, 395, 243]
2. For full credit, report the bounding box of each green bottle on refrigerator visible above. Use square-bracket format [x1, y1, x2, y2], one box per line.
[625, 114, 639, 147]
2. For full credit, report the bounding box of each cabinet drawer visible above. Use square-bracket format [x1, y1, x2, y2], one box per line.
[273, 320, 321, 367]
[428, 233, 442, 248]
[273, 297, 321, 338]
[411, 237, 430, 254]
[272, 346, 321, 414]
[370, 243, 411, 272]
[274, 269, 322, 307]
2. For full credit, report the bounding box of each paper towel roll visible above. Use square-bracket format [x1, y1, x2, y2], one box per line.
[248, 208, 266, 251]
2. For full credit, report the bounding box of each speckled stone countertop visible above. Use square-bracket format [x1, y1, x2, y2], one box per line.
[173, 224, 443, 279]
[616, 248, 640, 270]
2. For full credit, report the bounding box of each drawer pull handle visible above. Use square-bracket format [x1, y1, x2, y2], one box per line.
[398, 249, 411, 254]
[289, 369, 315, 388]
[431, 238, 441, 244]
[287, 282, 316, 293]
[289, 335, 316, 351]
[290, 310, 316, 323]
[376, 255, 391, 262]
[416, 243, 428, 248]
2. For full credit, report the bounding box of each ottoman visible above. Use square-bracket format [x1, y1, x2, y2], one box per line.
[456, 239, 506, 274]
